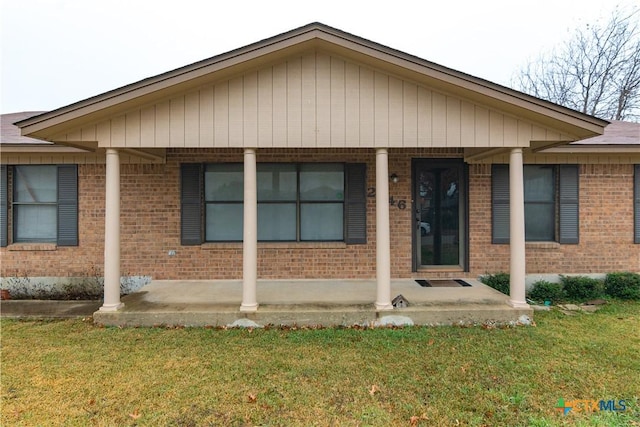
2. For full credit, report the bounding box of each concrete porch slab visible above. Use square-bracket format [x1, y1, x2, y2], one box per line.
[93, 279, 533, 327]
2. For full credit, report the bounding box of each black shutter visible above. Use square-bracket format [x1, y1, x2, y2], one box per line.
[345, 163, 367, 244]
[635, 165, 640, 244]
[0, 165, 7, 247]
[181, 164, 203, 245]
[558, 165, 579, 244]
[57, 165, 78, 246]
[491, 164, 510, 244]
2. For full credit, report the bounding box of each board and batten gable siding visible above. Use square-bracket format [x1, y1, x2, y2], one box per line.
[50, 52, 576, 149]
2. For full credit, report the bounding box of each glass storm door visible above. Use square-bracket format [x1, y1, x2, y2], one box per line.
[414, 161, 465, 268]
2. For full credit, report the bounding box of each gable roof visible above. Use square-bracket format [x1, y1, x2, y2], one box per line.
[16, 22, 608, 142]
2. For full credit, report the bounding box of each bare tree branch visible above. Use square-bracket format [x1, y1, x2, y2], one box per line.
[512, 4, 640, 121]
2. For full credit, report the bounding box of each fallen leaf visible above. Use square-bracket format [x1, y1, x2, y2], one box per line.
[129, 409, 141, 420]
[247, 393, 257, 403]
[410, 413, 428, 426]
[369, 384, 380, 396]
[428, 339, 434, 345]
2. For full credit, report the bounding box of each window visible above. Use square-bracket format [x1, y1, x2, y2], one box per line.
[523, 166, 555, 241]
[180, 163, 366, 245]
[204, 164, 244, 241]
[204, 163, 344, 242]
[0, 164, 78, 246]
[299, 164, 344, 240]
[257, 163, 297, 241]
[14, 165, 57, 242]
[492, 164, 579, 244]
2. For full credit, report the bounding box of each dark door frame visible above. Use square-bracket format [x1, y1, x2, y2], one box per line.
[411, 158, 469, 272]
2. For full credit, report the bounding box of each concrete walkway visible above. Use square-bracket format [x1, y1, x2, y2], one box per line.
[1, 300, 101, 319]
[93, 279, 533, 327]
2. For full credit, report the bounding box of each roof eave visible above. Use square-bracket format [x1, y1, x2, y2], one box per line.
[16, 22, 608, 140]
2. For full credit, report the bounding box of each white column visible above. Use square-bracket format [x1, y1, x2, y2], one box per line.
[100, 148, 124, 312]
[240, 148, 258, 312]
[375, 148, 393, 310]
[509, 148, 529, 308]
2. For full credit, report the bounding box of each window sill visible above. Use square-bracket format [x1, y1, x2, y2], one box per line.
[526, 241, 561, 250]
[202, 242, 347, 250]
[8, 243, 57, 251]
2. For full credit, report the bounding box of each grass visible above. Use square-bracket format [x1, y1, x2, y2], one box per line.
[1, 303, 639, 426]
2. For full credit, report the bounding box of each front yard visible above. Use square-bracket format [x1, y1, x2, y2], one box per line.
[1, 302, 639, 426]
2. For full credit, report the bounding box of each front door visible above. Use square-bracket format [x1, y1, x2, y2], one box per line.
[413, 160, 466, 269]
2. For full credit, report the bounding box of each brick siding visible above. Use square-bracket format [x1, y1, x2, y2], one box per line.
[1, 151, 638, 281]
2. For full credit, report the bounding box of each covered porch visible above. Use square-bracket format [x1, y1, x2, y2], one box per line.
[97, 147, 532, 319]
[93, 278, 533, 327]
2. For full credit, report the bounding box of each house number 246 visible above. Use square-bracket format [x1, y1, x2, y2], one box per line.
[367, 187, 406, 210]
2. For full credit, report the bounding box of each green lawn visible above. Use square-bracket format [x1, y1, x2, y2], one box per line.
[1, 303, 639, 426]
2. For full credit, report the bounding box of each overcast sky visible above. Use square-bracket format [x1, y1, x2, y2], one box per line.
[1, 0, 637, 114]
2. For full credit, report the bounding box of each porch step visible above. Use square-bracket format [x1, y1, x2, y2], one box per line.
[93, 304, 532, 328]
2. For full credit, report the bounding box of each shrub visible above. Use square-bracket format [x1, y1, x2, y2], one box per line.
[528, 280, 565, 304]
[480, 272, 510, 295]
[604, 272, 640, 300]
[560, 275, 605, 301]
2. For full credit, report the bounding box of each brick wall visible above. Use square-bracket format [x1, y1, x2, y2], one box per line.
[1, 152, 638, 282]
[468, 163, 639, 275]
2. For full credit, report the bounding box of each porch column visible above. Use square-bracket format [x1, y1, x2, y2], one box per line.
[100, 148, 124, 312]
[508, 148, 528, 308]
[240, 148, 258, 312]
[375, 148, 393, 310]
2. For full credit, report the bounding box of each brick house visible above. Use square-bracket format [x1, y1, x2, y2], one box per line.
[1, 23, 639, 313]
